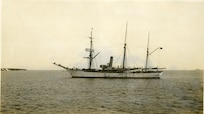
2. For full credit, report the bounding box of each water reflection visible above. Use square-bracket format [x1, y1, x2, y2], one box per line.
[1, 70, 203, 114]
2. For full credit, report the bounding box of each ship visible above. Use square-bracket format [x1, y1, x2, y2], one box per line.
[54, 24, 164, 79]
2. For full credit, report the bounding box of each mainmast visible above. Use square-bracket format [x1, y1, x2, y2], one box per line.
[145, 32, 150, 71]
[122, 23, 128, 69]
[88, 28, 94, 69]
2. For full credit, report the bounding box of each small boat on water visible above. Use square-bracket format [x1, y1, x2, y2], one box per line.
[54, 24, 164, 79]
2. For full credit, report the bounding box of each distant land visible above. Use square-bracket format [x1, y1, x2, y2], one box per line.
[1, 68, 27, 71]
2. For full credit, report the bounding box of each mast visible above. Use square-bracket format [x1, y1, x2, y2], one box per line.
[84, 28, 100, 69]
[145, 31, 150, 71]
[122, 23, 128, 69]
[88, 28, 93, 69]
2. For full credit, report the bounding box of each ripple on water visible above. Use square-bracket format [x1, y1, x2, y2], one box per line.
[1, 70, 203, 114]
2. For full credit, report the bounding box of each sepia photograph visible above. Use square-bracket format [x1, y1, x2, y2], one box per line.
[1, 0, 203, 113]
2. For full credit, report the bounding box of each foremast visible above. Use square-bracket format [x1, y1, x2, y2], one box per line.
[88, 28, 94, 69]
[85, 28, 100, 70]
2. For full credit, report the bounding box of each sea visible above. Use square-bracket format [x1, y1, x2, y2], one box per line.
[1, 70, 203, 114]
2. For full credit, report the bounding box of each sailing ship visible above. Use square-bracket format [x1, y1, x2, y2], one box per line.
[54, 24, 164, 79]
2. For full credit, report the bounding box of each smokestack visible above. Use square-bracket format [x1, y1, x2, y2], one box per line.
[109, 56, 113, 67]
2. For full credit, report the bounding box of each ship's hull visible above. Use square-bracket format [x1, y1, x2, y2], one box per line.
[68, 70, 162, 79]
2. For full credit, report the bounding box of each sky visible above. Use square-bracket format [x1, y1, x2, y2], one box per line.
[1, 0, 204, 70]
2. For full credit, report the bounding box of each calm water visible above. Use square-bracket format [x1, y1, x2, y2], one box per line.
[1, 70, 203, 114]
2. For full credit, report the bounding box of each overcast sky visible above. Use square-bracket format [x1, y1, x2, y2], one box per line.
[2, 0, 204, 70]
